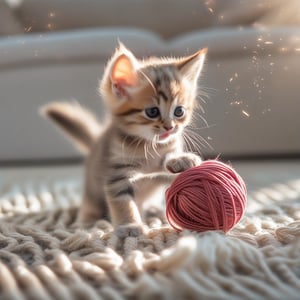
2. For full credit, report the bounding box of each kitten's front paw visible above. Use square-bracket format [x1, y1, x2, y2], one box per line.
[115, 223, 146, 238]
[165, 153, 202, 173]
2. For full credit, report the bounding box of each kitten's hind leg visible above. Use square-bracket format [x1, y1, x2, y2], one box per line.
[78, 194, 109, 223]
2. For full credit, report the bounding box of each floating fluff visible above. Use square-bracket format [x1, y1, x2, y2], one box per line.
[165, 160, 247, 232]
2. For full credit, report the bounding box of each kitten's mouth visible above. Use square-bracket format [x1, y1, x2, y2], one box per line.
[158, 129, 176, 141]
[159, 132, 171, 140]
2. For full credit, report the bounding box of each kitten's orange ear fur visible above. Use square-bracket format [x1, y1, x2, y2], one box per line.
[177, 48, 207, 82]
[111, 54, 138, 87]
[110, 46, 139, 98]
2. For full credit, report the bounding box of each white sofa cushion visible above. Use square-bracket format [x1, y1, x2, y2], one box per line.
[10, 0, 300, 38]
[0, 1, 23, 36]
[13, 0, 212, 38]
[0, 27, 299, 161]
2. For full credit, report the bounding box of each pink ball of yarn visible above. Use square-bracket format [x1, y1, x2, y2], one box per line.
[165, 160, 247, 232]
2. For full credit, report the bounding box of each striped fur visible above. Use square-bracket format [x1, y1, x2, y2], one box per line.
[42, 102, 101, 153]
[44, 44, 207, 237]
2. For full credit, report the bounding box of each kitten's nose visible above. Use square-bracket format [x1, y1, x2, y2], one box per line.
[163, 125, 174, 131]
[163, 118, 175, 131]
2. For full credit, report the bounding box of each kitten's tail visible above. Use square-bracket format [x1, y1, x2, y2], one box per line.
[41, 102, 102, 154]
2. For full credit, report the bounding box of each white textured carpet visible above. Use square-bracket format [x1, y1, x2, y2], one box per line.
[0, 162, 299, 300]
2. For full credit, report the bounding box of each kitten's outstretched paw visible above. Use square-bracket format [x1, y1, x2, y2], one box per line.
[165, 153, 202, 173]
[115, 223, 146, 238]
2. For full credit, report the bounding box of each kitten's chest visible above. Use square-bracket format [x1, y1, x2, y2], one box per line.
[116, 146, 164, 171]
[117, 140, 181, 173]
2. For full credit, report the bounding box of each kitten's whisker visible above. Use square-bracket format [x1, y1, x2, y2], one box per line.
[138, 69, 157, 95]
[197, 85, 216, 103]
[184, 130, 200, 151]
[151, 135, 159, 157]
[150, 139, 157, 158]
[187, 123, 216, 130]
[183, 133, 193, 153]
[183, 132, 202, 155]
[121, 134, 130, 160]
[191, 136, 204, 156]
[149, 139, 159, 159]
[144, 142, 149, 161]
[147, 143, 154, 162]
[192, 111, 209, 128]
[185, 128, 214, 151]
[128, 137, 143, 164]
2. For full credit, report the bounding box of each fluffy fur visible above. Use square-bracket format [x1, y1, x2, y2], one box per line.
[42, 44, 207, 237]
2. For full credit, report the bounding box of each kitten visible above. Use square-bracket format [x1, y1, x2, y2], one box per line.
[42, 44, 207, 237]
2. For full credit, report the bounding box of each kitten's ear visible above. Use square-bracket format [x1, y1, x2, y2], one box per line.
[177, 48, 207, 82]
[110, 47, 139, 98]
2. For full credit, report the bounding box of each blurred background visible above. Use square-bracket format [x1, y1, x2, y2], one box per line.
[0, 0, 300, 205]
[0, 0, 300, 162]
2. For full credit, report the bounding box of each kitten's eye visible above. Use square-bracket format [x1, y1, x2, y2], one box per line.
[174, 106, 185, 118]
[145, 107, 160, 119]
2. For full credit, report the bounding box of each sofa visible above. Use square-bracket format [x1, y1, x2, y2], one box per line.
[0, 0, 300, 161]
[0, 1, 300, 299]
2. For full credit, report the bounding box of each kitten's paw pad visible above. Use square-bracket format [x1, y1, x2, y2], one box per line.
[165, 153, 201, 173]
[115, 223, 146, 238]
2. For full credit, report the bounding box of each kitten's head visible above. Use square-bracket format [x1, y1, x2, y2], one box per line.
[100, 44, 207, 144]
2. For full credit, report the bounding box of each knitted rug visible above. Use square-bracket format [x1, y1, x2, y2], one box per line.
[0, 165, 299, 300]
